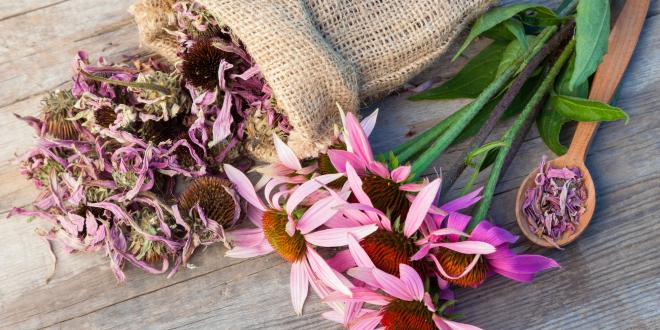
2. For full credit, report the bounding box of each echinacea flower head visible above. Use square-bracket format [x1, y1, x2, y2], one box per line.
[326, 164, 446, 276]
[326, 261, 482, 330]
[181, 39, 242, 91]
[178, 176, 240, 227]
[327, 110, 417, 221]
[41, 90, 79, 140]
[223, 163, 379, 314]
[415, 216, 559, 287]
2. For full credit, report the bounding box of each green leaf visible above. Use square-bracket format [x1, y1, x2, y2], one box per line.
[550, 94, 629, 122]
[504, 19, 529, 50]
[556, 0, 577, 16]
[521, 7, 566, 27]
[482, 22, 517, 41]
[497, 35, 535, 76]
[537, 53, 586, 155]
[537, 102, 570, 155]
[570, 0, 610, 90]
[465, 140, 506, 167]
[410, 42, 507, 100]
[453, 3, 544, 60]
[556, 52, 589, 97]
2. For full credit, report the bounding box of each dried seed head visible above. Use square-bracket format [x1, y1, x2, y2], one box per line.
[381, 299, 435, 330]
[261, 209, 306, 263]
[41, 90, 78, 140]
[94, 106, 117, 128]
[362, 175, 410, 224]
[128, 209, 167, 264]
[138, 115, 185, 144]
[360, 229, 420, 276]
[181, 39, 241, 90]
[434, 247, 489, 287]
[178, 176, 237, 226]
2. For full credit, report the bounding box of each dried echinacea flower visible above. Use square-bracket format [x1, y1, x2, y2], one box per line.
[41, 90, 78, 140]
[178, 176, 237, 226]
[181, 39, 241, 90]
[94, 105, 118, 128]
[522, 156, 587, 246]
[128, 209, 168, 264]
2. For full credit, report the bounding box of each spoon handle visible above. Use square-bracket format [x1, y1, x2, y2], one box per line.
[565, 0, 649, 161]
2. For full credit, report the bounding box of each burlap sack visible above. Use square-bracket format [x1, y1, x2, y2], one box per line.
[129, 0, 491, 161]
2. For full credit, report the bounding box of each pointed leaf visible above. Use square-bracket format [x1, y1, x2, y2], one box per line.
[411, 42, 507, 100]
[570, 0, 610, 90]
[550, 94, 628, 122]
[453, 3, 547, 60]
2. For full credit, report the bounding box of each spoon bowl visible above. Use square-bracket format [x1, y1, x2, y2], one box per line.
[515, 155, 595, 248]
[514, 0, 649, 248]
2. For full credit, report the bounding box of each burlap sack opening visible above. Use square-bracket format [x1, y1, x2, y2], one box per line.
[130, 0, 492, 162]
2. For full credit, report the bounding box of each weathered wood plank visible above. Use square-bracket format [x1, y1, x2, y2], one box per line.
[0, 1, 658, 329]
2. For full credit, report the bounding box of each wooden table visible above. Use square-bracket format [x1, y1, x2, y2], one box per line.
[1, 1, 658, 329]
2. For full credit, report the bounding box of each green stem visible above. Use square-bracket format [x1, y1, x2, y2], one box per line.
[408, 26, 559, 181]
[467, 39, 576, 231]
[393, 105, 464, 163]
[80, 70, 171, 94]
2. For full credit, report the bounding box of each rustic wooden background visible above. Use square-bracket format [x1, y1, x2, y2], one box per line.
[1, 0, 658, 329]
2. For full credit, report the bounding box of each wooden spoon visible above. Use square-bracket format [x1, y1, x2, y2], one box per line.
[515, 1, 650, 248]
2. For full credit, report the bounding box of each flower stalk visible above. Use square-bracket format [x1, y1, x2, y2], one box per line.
[469, 39, 576, 231]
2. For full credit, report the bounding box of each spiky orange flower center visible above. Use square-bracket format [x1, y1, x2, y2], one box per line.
[381, 299, 435, 330]
[261, 210, 306, 263]
[434, 247, 489, 287]
[360, 229, 419, 276]
[178, 177, 236, 226]
[362, 175, 410, 222]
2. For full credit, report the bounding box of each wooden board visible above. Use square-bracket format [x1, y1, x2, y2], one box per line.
[0, 1, 658, 329]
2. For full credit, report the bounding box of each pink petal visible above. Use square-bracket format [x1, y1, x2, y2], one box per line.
[246, 204, 264, 228]
[273, 133, 302, 171]
[345, 112, 374, 163]
[398, 264, 425, 301]
[372, 268, 414, 301]
[431, 241, 496, 255]
[326, 249, 357, 273]
[399, 182, 427, 192]
[322, 310, 344, 324]
[347, 233, 375, 268]
[441, 317, 483, 330]
[225, 241, 274, 258]
[306, 245, 352, 297]
[429, 254, 483, 281]
[304, 225, 378, 247]
[286, 173, 343, 215]
[347, 267, 381, 288]
[324, 288, 391, 306]
[297, 195, 344, 234]
[345, 163, 372, 206]
[223, 164, 265, 211]
[411, 244, 431, 261]
[360, 109, 379, 137]
[228, 228, 265, 247]
[290, 260, 309, 315]
[441, 187, 483, 212]
[390, 166, 411, 183]
[350, 311, 383, 330]
[327, 149, 366, 174]
[367, 161, 390, 179]
[404, 178, 441, 238]
[423, 292, 435, 312]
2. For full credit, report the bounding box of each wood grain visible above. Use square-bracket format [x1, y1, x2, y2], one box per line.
[1, 0, 659, 329]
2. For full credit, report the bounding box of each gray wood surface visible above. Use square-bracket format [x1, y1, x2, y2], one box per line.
[1, 1, 658, 329]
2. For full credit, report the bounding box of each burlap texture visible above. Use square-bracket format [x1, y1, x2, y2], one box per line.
[130, 0, 491, 161]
